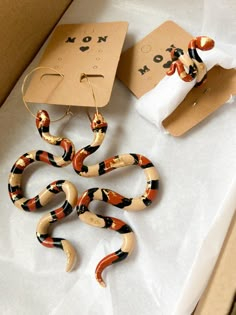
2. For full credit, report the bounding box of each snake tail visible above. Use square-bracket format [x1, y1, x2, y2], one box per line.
[36, 180, 78, 272]
[77, 194, 135, 287]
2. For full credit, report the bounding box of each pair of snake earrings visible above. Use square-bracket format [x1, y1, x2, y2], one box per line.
[8, 109, 159, 287]
[8, 35, 214, 287]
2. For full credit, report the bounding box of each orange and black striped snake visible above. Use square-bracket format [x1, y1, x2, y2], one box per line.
[166, 36, 215, 86]
[8, 110, 77, 271]
[73, 112, 159, 286]
[8, 110, 159, 286]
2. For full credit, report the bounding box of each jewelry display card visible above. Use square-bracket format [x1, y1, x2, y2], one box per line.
[162, 67, 236, 136]
[24, 22, 128, 107]
[117, 21, 236, 136]
[117, 20, 192, 98]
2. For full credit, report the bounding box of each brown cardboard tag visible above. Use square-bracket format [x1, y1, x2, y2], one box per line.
[117, 21, 236, 136]
[24, 22, 128, 107]
[117, 21, 192, 98]
[162, 67, 236, 136]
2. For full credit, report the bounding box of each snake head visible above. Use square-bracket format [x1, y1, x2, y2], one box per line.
[91, 113, 108, 131]
[189, 36, 215, 51]
[36, 110, 50, 135]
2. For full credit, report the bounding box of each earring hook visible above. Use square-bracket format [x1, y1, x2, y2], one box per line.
[80, 73, 105, 119]
[80, 73, 100, 123]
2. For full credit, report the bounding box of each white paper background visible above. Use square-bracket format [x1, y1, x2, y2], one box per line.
[0, 1, 236, 314]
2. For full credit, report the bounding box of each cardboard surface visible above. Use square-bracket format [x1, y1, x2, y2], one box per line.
[117, 21, 192, 98]
[0, 0, 72, 106]
[194, 210, 236, 315]
[24, 22, 128, 107]
[162, 67, 236, 136]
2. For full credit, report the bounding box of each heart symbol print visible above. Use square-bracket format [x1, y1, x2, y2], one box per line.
[80, 46, 90, 52]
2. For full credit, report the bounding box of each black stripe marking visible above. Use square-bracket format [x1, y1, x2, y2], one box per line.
[8, 184, 20, 193]
[148, 180, 159, 190]
[188, 48, 202, 63]
[36, 234, 64, 249]
[130, 153, 139, 164]
[35, 151, 58, 167]
[77, 165, 88, 174]
[21, 196, 42, 211]
[22, 152, 34, 159]
[195, 73, 207, 86]
[8, 184, 23, 202]
[114, 197, 132, 209]
[140, 162, 154, 169]
[87, 188, 99, 199]
[10, 153, 34, 173]
[56, 180, 65, 187]
[35, 195, 42, 208]
[46, 180, 64, 194]
[62, 201, 73, 216]
[10, 165, 24, 174]
[77, 204, 89, 215]
[21, 204, 30, 212]
[112, 249, 129, 264]
[142, 197, 152, 207]
[117, 224, 133, 234]
[38, 125, 49, 136]
[51, 211, 58, 222]
[101, 189, 108, 202]
[93, 126, 107, 133]
[48, 152, 59, 167]
[84, 145, 100, 154]
[98, 161, 106, 175]
[11, 194, 23, 203]
[35, 150, 43, 161]
[62, 145, 74, 161]
[49, 203, 73, 223]
[188, 64, 197, 78]
[51, 237, 64, 249]
[97, 215, 113, 228]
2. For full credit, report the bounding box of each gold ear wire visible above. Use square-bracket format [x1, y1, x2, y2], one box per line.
[80, 73, 104, 118]
[21, 66, 72, 122]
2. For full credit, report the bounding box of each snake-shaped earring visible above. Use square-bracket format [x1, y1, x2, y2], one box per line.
[8, 110, 78, 271]
[35, 179, 78, 271]
[166, 36, 215, 86]
[73, 112, 159, 286]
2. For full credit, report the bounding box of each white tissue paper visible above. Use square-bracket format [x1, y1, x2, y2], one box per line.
[0, 1, 236, 315]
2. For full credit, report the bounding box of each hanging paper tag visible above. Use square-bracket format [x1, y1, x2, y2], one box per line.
[24, 22, 128, 107]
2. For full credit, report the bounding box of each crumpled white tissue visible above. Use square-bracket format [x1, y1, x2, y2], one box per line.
[136, 47, 236, 130]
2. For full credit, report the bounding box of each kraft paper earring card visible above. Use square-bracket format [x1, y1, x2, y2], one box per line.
[117, 21, 192, 98]
[117, 21, 236, 136]
[162, 67, 236, 136]
[24, 22, 128, 107]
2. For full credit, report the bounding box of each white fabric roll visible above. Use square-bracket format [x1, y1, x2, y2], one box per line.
[136, 46, 236, 131]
